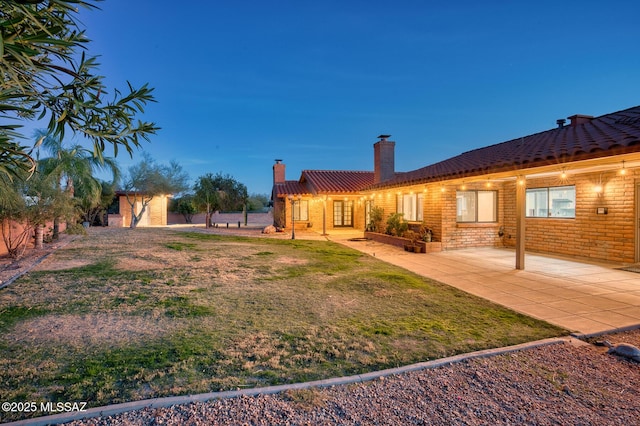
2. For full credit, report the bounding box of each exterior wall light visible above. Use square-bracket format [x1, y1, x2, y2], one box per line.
[620, 160, 627, 176]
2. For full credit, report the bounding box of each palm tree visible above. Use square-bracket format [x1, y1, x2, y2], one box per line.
[34, 129, 120, 239]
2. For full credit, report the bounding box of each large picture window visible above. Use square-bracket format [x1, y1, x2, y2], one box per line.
[396, 193, 424, 221]
[456, 190, 497, 222]
[526, 185, 575, 218]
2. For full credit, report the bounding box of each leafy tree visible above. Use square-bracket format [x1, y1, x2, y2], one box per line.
[0, 162, 75, 256]
[122, 154, 189, 228]
[246, 193, 269, 211]
[0, 171, 31, 258]
[193, 173, 248, 228]
[75, 179, 116, 226]
[0, 0, 159, 179]
[170, 194, 197, 224]
[34, 130, 120, 238]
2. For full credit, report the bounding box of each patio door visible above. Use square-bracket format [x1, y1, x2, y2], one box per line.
[333, 200, 353, 227]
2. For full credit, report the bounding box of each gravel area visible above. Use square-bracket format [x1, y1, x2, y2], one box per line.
[65, 330, 640, 426]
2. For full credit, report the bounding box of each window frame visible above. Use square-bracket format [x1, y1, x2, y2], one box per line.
[396, 193, 424, 222]
[333, 200, 354, 227]
[456, 190, 498, 223]
[525, 185, 576, 218]
[292, 199, 309, 221]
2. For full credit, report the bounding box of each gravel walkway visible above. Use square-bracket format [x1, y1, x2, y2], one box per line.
[63, 329, 640, 426]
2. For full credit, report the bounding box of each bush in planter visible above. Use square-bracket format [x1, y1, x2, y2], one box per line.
[367, 206, 384, 232]
[385, 213, 408, 236]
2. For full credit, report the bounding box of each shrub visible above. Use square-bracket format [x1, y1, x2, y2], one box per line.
[368, 206, 384, 232]
[65, 223, 88, 235]
[385, 213, 408, 236]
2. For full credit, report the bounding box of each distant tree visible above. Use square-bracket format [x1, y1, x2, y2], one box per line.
[246, 193, 269, 211]
[0, 1, 159, 180]
[76, 180, 117, 226]
[193, 173, 248, 228]
[170, 194, 197, 224]
[122, 154, 189, 228]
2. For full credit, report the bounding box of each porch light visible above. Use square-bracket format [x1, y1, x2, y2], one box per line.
[288, 195, 302, 240]
[594, 184, 603, 194]
[620, 160, 627, 176]
[560, 168, 567, 180]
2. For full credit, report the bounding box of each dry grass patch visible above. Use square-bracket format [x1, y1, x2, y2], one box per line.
[0, 227, 567, 421]
[7, 313, 178, 348]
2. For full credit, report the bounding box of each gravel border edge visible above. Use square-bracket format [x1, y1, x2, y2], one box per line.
[5, 336, 580, 426]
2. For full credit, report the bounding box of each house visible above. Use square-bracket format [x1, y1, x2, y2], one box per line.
[272, 105, 640, 268]
[112, 192, 170, 227]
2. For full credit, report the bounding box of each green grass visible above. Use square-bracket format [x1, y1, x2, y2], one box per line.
[0, 228, 566, 421]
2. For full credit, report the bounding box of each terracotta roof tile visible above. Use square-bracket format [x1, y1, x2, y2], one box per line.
[273, 181, 311, 197]
[373, 105, 640, 188]
[302, 170, 374, 194]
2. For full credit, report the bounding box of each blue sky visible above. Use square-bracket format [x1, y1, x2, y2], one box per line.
[73, 0, 640, 195]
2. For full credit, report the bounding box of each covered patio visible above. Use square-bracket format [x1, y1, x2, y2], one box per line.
[330, 232, 640, 336]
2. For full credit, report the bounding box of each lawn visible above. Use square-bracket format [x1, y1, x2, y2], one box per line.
[0, 227, 566, 420]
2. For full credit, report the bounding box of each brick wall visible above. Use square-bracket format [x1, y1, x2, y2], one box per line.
[280, 196, 368, 232]
[503, 170, 637, 263]
[439, 182, 505, 250]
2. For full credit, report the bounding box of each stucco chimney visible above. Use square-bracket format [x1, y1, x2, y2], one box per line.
[273, 159, 285, 184]
[568, 114, 594, 127]
[374, 135, 395, 184]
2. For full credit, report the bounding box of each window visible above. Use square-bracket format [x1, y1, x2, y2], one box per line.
[364, 199, 374, 229]
[456, 190, 497, 222]
[396, 193, 424, 221]
[526, 185, 575, 218]
[292, 200, 309, 221]
[333, 200, 353, 227]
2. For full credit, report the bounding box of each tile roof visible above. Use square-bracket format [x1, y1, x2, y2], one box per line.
[273, 171, 374, 197]
[372, 105, 640, 188]
[273, 181, 311, 197]
[302, 170, 374, 194]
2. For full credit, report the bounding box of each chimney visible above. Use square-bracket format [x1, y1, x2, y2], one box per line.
[568, 114, 594, 127]
[556, 119, 566, 128]
[273, 159, 285, 184]
[374, 135, 395, 184]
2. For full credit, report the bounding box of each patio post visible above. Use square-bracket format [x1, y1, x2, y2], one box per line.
[515, 176, 526, 269]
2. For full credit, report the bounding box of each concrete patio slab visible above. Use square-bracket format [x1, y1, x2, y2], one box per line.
[324, 231, 640, 335]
